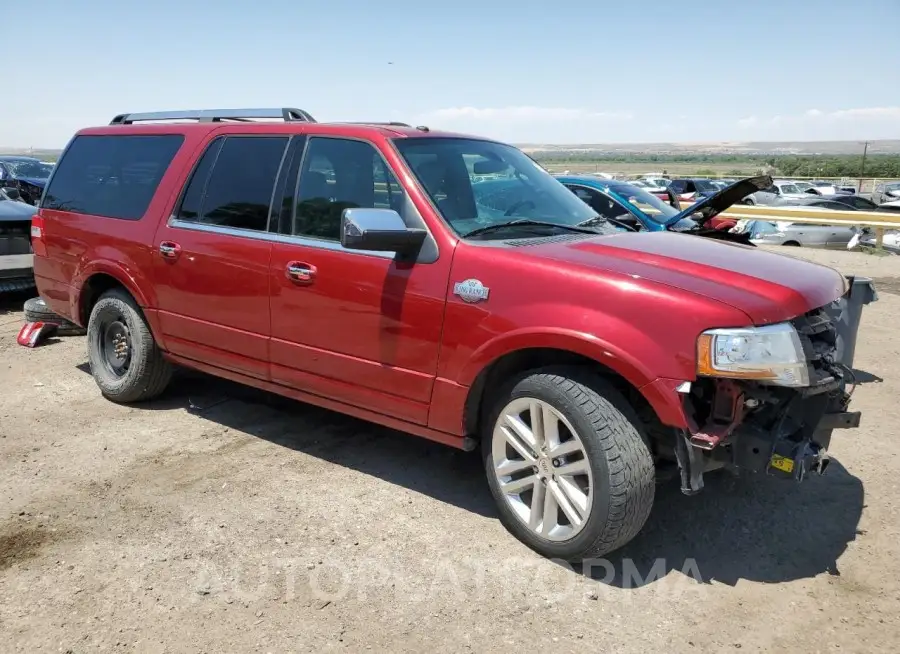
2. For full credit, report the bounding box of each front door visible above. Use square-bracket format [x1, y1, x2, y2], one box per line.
[152, 134, 290, 379]
[267, 135, 451, 425]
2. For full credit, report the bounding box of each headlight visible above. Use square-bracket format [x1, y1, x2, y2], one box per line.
[697, 322, 809, 387]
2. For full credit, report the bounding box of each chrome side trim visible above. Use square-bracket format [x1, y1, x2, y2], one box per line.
[166, 218, 396, 260]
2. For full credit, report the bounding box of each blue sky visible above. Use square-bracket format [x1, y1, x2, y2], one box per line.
[4, 0, 898, 147]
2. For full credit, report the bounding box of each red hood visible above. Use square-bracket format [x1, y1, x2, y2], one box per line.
[526, 232, 847, 324]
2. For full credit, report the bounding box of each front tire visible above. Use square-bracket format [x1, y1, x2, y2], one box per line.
[483, 367, 655, 561]
[87, 288, 172, 403]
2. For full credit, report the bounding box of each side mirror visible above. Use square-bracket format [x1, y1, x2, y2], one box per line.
[341, 208, 427, 257]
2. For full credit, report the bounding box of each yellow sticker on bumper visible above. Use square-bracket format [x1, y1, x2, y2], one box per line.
[770, 454, 795, 474]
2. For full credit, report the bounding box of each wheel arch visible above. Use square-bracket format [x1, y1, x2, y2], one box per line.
[462, 343, 664, 443]
[74, 264, 153, 326]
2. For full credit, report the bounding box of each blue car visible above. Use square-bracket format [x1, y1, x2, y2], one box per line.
[553, 174, 771, 240]
[0, 156, 53, 205]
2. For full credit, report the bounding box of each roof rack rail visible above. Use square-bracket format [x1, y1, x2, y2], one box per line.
[109, 107, 317, 125]
[337, 121, 412, 127]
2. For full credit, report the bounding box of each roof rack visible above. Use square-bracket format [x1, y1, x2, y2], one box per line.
[337, 121, 412, 127]
[109, 107, 317, 125]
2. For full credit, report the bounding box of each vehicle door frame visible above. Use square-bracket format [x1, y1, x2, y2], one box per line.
[263, 132, 449, 425]
[150, 130, 299, 379]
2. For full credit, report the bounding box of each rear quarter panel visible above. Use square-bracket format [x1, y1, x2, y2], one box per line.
[33, 129, 210, 325]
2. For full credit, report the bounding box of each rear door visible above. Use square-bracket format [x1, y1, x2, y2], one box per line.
[152, 134, 290, 379]
[267, 135, 450, 425]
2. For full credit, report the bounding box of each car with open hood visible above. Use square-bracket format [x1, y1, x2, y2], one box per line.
[554, 173, 774, 244]
[31, 106, 863, 562]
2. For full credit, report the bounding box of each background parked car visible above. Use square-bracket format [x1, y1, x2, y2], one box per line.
[784, 194, 898, 212]
[0, 156, 53, 205]
[743, 180, 811, 205]
[0, 187, 37, 293]
[667, 177, 720, 202]
[873, 182, 900, 205]
[740, 219, 859, 248]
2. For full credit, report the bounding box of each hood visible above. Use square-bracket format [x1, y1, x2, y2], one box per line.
[14, 176, 48, 187]
[662, 175, 772, 227]
[0, 199, 38, 221]
[526, 230, 846, 324]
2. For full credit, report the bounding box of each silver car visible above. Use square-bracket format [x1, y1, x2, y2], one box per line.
[743, 180, 813, 206]
[744, 219, 859, 249]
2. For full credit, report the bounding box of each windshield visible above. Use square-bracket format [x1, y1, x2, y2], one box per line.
[794, 182, 813, 190]
[695, 179, 718, 192]
[393, 137, 617, 238]
[779, 184, 802, 194]
[604, 182, 680, 223]
[5, 160, 51, 178]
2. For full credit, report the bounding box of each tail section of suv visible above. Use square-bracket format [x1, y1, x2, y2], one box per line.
[32, 107, 862, 561]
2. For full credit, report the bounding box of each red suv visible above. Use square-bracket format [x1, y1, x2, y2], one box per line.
[32, 107, 860, 561]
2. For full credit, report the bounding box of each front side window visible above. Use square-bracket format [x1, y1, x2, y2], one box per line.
[393, 137, 616, 238]
[42, 134, 184, 219]
[177, 136, 288, 232]
[292, 137, 405, 241]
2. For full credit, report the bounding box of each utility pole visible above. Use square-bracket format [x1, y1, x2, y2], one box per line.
[858, 140, 869, 193]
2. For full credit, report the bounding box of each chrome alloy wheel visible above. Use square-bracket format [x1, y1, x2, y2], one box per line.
[491, 397, 593, 541]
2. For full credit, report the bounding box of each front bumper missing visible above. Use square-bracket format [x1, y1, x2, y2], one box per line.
[674, 378, 860, 496]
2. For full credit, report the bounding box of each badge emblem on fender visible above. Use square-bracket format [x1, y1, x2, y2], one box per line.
[453, 278, 490, 303]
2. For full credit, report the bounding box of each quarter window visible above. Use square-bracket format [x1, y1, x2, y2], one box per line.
[42, 134, 184, 219]
[292, 137, 404, 241]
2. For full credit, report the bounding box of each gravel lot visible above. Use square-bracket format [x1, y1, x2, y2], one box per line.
[1, 247, 899, 653]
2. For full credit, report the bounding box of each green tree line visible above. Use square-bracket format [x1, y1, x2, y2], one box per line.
[531, 153, 900, 177]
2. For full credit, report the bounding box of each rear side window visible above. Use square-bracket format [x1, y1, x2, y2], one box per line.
[42, 134, 184, 219]
[176, 136, 288, 232]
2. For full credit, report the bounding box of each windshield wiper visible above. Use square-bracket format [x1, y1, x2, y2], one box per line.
[462, 219, 599, 239]
[577, 214, 637, 232]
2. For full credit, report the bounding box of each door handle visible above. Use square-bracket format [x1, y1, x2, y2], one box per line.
[286, 261, 316, 285]
[159, 241, 181, 260]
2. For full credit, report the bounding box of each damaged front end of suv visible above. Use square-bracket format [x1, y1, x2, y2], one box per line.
[672, 298, 866, 495]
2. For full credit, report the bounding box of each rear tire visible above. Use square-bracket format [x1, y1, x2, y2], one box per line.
[783, 241, 801, 247]
[23, 297, 85, 336]
[483, 367, 655, 561]
[86, 288, 172, 403]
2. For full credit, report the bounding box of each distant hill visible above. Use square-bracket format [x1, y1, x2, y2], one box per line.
[517, 140, 900, 156]
[3, 139, 898, 162]
[0, 148, 63, 161]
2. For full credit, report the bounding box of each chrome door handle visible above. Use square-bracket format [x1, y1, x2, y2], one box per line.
[286, 261, 316, 284]
[159, 241, 181, 259]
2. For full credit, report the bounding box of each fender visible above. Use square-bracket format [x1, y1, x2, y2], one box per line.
[459, 327, 660, 391]
[70, 256, 156, 322]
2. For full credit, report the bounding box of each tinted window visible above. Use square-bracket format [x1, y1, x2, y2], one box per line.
[187, 136, 288, 232]
[177, 138, 223, 221]
[292, 137, 405, 241]
[42, 134, 184, 219]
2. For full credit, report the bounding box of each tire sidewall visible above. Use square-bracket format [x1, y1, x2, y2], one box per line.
[87, 295, 147, 396]
[483, 372, 639, 561]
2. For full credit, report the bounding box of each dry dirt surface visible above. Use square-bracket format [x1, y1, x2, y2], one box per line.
[1, 248, 899, 653]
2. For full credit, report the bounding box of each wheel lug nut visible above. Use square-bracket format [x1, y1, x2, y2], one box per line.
[552, 458, 561, 467]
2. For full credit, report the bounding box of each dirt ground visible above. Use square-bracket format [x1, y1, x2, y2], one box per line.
[1, 247, 899, 653]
